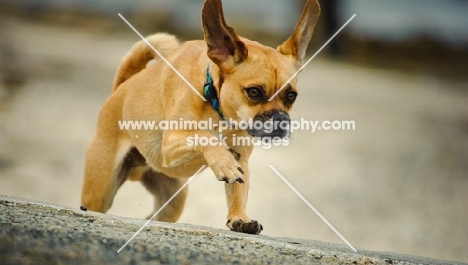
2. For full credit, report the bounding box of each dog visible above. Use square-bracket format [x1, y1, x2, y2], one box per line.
[81, 0, 320, 235]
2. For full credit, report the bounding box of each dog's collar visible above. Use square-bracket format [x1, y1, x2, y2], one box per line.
[203, 66, 225, 120]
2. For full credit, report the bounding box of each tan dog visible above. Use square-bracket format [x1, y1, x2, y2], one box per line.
[81, 0, 320, 235]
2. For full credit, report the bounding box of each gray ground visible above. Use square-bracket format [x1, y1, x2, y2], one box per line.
[2, 195, 465, 265]
[0, 17, 467, 263]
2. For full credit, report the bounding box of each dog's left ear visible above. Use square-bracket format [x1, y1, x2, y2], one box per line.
[202, 0, 248, 73]
[277, 0, 321, 69]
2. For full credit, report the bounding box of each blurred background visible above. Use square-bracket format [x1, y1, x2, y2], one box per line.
[0, 0, 467, 263]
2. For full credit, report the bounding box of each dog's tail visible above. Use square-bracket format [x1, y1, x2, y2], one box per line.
[112, 33, 180, 91]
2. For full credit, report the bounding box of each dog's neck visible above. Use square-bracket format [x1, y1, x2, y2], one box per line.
[203, 66, 224, 120]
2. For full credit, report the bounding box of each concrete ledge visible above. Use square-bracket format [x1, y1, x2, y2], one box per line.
[0, 195, 464, 265]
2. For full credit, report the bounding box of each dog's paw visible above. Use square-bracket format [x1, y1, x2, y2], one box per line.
[215, 164, 244, 184]
[206, 149, 244, 184]
[227, 219, 263, 235]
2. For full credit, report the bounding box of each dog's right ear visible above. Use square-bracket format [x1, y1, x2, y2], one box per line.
[202, 0, 248, 73]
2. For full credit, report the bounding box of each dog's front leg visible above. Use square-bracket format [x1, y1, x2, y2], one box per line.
[161, 130, 244, 184]
[225, 158, 263, 235]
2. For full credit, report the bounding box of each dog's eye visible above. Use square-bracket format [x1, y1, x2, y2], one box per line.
[285, 92, 297, 103]
[246, 87, 263, 99]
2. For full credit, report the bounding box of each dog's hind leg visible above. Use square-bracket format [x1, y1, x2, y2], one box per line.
[140, 170, 188, 222]
[81, 137, 132, 213]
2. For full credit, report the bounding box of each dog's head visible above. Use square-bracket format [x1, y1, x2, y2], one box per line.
[202, 0, 320, 138]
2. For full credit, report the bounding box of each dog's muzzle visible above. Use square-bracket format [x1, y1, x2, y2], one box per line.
[246, 111, 291, 139]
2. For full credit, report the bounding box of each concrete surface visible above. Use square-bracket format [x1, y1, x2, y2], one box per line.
[1, 195, 465, 265]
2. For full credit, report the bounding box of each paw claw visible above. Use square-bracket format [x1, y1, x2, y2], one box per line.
[236, 178, 244, 184]
[219, 176, 228, 183]
[237, 167, 244, 174]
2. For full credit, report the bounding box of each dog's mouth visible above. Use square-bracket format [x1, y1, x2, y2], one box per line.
[245, 111, 291, 139]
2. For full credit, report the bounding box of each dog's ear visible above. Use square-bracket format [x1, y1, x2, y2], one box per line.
[277, 0, 320, 68]
[202, 0, 248, 72]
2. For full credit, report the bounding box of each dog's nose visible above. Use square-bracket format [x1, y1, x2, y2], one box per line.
[247, 111, 291, 138]
[270, 111, 290, 138]
[271, 111, 290, 124]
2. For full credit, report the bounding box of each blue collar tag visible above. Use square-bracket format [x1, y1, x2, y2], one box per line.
[203, 67, 224, 120]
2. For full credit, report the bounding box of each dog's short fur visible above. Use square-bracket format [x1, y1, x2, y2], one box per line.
[81, 0, 320, 235]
